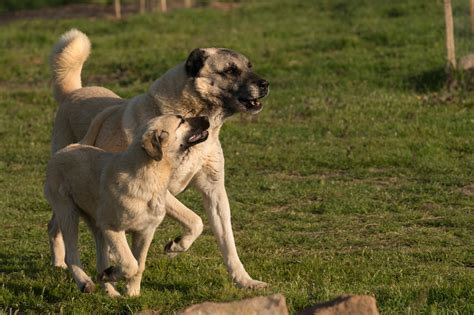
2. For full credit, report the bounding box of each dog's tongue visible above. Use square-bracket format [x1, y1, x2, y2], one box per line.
[188, 130, 208, 143]
[188, 134, 200, 142]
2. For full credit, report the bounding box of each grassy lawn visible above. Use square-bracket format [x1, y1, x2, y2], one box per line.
[0, 0, 473, 313]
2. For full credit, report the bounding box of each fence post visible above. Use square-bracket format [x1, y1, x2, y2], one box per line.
[444, 0, 456, 69]
[185, 0, 193, 8]
[160, 0, 167, 12]
[139, 0, 146, 14]
[114, 0, 121, 19]
[470, 0, 474, 33]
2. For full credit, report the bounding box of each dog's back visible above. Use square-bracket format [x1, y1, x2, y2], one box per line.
[45, 144, 112, 219]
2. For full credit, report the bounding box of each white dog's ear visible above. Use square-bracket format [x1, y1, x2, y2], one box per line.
[142, 130, 168, 161]
[185, 48, 208, 77]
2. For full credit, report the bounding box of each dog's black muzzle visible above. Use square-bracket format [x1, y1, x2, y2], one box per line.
[184, 116, 210, 147]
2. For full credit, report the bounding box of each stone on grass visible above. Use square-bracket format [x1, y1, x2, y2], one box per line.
[460, 54, 474, 71]
[297, 295, 379, 315]
[179, 294, 288, 315]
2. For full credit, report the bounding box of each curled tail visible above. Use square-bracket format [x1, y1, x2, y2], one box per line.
[50, 29, 91, 102]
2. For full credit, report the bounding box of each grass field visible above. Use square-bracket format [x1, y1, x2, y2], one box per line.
[0, 0, 473, 313]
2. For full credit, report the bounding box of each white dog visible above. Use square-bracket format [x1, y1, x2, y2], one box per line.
[44, 115, 209, 296]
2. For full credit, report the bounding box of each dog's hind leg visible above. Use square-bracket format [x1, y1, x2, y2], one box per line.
[47, 214, 67, 269]
[164, 192, 203, 257]
[54, 200, 95, 293]
[126, 226, 157, 296]
[85, 220, 121, 297]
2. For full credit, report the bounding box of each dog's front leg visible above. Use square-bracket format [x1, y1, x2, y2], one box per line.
[194, 170, 267, 289]
[164, 191, 203, 257]
[126, 226, 157, 296]
[100, 230, 139, 283]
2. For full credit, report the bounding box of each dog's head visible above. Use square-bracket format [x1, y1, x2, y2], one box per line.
[141, 115, 210, 163]
[185, 48, 269, 115]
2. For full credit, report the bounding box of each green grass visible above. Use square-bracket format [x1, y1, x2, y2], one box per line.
[0, 0, 473, 314]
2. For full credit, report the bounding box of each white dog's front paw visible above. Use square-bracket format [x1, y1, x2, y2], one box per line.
[234, 277, 268, 289]
[53, 262, 68, 269]
[102, 282, 121, 298]
[126, 286, 140, 297]
[125, 275, 142, 297]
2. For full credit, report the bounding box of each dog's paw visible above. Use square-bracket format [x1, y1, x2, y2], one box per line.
[102, 281, 121, 298]
[164, 236, 186, 257]
[235, 278, 268, 289]
[53, 262, 68, 270]
[126, 285, 141, 297]
[125, 275, 142, 297]
[80, 281, 96, 294]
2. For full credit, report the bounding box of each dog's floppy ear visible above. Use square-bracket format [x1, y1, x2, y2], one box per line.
[141, 130, 168, 161]
[185, 48, 208, 77]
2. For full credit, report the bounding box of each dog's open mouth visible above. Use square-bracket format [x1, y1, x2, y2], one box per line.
[187, 130, 209, 146]
[239, 98, 264, 111]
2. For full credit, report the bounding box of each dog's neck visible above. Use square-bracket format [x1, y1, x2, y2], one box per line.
[118, 141, 173, 188]
[148, 63, 228, 130]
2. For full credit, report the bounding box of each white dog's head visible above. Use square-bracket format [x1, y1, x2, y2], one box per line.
[140, 115, 210, 163]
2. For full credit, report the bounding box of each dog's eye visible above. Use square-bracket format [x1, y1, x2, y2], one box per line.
[224, 64, 240, 76]
[247, 62, 252, 69]
[177, 117, 186, 128]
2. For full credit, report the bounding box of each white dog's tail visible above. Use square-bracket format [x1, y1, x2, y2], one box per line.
[50, 29, 91, 102]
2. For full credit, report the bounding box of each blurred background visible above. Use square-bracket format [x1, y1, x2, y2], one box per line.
[0, 0, 239, 20]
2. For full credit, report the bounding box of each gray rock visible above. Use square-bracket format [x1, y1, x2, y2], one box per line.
[297, 295, 379, 315]
[460, 54, 474, 70]
[179, 294, 288, 315]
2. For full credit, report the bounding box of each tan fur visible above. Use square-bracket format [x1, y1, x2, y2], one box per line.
[50, 29, 91, 103]
[44, 115, 208, 296]
[48, 29, 269, 289]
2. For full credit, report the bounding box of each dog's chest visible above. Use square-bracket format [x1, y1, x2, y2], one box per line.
[168, 151, 204, 195]
[147, 198, 164, 217]
[168, 140, 221, 195]
[130, 197, 165, 231]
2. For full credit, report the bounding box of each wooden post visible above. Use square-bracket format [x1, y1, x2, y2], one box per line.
[444, 0, 456, 69]
[184, 0, 193, 8]
[139, 0, 146, 14]
[470, 0, 474, 33]
[160, 0, 167, 12]
[114, 0, 121, 19]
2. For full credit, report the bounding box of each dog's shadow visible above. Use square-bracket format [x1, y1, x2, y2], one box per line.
[0, 251, 74, 305]
[0, 251, 44, 277]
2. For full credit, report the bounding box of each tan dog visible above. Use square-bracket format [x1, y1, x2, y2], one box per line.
[44, 115, 210, 296]
[48, 29, 269, 288]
